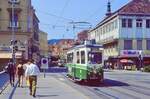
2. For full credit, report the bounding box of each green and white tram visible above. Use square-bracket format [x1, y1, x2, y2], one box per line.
[66, 43, 104, 82]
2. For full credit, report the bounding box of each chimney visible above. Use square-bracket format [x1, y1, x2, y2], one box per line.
[106, 0, 112, 17]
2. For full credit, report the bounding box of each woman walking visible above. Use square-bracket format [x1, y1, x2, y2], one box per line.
[16, 60, 24, 87]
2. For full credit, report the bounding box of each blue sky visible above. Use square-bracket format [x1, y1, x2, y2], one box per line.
[32, 0, 131, 40]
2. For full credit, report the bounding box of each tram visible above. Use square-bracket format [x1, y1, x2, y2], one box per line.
[66, 41, 104, 82]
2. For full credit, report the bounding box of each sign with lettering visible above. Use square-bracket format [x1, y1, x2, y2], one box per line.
[120, 50, 141, 56]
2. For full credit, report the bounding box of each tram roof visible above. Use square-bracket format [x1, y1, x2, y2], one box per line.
[68, 44, 103, 51]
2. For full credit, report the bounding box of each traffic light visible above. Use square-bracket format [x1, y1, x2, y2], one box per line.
[11, 40, 18, 52]
[14, 46, 18, 52]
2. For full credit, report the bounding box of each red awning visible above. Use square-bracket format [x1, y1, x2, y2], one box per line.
[120, 59, 133, 63]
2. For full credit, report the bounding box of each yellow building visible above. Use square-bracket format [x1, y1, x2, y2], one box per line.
[0, 0, 40, 69]
[39, 31, 48, 57]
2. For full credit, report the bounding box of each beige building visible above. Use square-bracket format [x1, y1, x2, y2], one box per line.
[39, 30, 48, 57]
[0, 0, 40, 67]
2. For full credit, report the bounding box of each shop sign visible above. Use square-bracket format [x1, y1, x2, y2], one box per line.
[120, 50, 141, 56]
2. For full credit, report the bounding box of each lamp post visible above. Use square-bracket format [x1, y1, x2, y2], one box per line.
[11, 1, 16, 65]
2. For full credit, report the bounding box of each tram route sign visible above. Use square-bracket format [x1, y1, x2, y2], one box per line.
[41, 58, 48, 69]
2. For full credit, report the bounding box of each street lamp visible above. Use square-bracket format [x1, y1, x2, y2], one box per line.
[11, 1, 16, 65]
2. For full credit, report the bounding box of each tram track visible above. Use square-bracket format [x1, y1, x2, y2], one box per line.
[61, 73, 137, 99]
[60, 73, 150, 99]
[122, 85, 150, 96]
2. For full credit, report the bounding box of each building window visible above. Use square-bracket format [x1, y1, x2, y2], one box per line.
[124, 40, 132, 50]
[136, 19, 142, 28]
[9, 13, 19, 27]
[128, 19, 132, 28]
[146, 19, 150, 28]
[137, 40, 142, 50]
[147, 40, 150, 50]
[122, 19, 126, 27]
[122, 19, 132, 28]
[81, 51, 85, 64]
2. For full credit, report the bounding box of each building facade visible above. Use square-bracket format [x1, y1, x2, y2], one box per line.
[48, 39, 74, 60]
[0, 0, 39, 67]
[77, 30, 89, 42]
[89, 0, 150, 69]
[39, 30, 48, 57]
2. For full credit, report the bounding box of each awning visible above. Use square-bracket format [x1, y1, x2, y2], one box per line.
[120, 59, 133, 63]
[0, 52, 22, 59]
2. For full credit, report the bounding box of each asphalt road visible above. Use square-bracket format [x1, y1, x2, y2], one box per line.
[0, 69, 150, 99]
[56, 70, 150, 99]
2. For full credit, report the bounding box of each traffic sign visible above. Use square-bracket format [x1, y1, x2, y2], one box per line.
[41, 58, 48, 69]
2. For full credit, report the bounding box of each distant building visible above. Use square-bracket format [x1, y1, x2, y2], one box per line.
[39, 30, 48, 57]
[89, 0, 150, 69]
[48, 39, 74, 59]
[77, 30, 89, 42]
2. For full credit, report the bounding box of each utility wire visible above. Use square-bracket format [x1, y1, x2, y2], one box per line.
[54, 0, 71, 26]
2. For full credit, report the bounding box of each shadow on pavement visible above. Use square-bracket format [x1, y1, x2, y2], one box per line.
[40, 67, 68, 73]
[36, 94, 59, 98]
[77, 79, 129, 87]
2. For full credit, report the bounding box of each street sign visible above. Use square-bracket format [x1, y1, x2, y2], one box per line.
[41, 58, 48, 69]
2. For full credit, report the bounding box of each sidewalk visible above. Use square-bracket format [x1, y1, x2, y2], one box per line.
[0, 72, 9, 94]
[0, 73, 89, 99]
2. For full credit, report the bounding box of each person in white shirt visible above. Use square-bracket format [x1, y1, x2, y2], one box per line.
[25, 59, 40, 97]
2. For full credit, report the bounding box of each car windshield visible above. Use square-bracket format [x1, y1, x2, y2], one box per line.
[88, 52, 102, 64]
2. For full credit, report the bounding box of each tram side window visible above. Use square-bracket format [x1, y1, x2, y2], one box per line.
[67, 53, 73, 63]
[76, 51, 80, 63]
[81, 51, 85, 64]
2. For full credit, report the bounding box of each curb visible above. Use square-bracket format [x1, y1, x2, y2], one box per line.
[0, 81, 9, 94]
[0, 71, 5, 74]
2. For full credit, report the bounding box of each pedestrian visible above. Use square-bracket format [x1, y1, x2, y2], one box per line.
[7, 59, 16, 87]
[16, 60, 24, 87]
[25, 59, 40, 97]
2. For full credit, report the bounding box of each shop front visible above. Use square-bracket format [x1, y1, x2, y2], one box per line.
[143, 50, 150, 66]
[119, 50, 142, 70]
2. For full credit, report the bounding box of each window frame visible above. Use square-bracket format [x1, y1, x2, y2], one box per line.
[124, 40, 133, 50]
[81, 51, 85, 64]
[136, 19, 143, 28]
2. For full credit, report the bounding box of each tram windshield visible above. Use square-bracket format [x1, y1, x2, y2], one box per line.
[88, 52, 102, 64]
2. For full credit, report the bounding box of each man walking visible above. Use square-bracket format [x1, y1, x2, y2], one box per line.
[25, 59, 40, 97]
[7, 59, 16, 87]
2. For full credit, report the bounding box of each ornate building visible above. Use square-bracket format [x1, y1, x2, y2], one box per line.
[0, 0, 39, 67]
